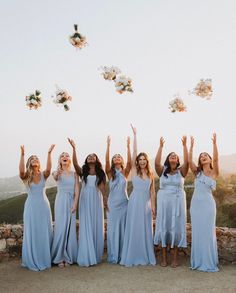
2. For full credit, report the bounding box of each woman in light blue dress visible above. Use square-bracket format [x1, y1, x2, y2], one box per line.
[19, 144, 55, 271]
[189, 134, 219, 272]
[154, 136, 188, 268]
[105, 135, 131, 263]
[120, 125, 156, 267]
[68, 138, 107, 267]
[51, 152, 79, 267]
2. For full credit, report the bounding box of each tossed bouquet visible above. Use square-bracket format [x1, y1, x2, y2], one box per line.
[169, 95, 187, 113]
[69, 24, 87, 50]
[99, 66, 121, 81]
[25, 90, 42, 110]
[114, 75, 133, 94]
[53, 86, 72, 111]
[190, 79, 213, 100]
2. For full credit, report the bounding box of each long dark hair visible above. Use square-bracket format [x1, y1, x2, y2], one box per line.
[197, 152, 213, 173]
[163, 152, 180, 178]
[81, 153, 106, 186]
[110, 154, 125, 180]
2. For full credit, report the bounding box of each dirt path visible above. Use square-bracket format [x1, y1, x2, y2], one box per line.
[0, 257, 235, 293]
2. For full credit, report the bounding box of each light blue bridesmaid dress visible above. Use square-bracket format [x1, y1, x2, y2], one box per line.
[107, 169, 128, 263]
[120, 176, 156, 266]
[154, 169, 187, 248]
[190, 172, 219, 272]
[22, 173, 53, 271]
[52, 172, 78, 264]
[77, 175, 104, 266]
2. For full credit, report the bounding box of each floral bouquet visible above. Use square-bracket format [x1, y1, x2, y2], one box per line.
[53, 85, 72, 111]
[69, 24, 87, 49]
[25, 90, 42, 110]
[190, 79, 213, 100]
[114, 75, 133, 94]
[99, 66, 121, 81]
[169, 95, 187, 113]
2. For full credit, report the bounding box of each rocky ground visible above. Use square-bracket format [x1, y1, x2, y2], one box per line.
[0, 256, 235, 293]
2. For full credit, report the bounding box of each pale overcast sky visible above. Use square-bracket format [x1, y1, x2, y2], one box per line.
[0, 0, 236, 177]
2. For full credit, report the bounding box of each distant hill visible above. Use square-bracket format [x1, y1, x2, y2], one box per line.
[0, 175, 56, 200]
[0, 154, 235, 200]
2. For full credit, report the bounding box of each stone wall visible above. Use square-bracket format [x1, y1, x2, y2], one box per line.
[0, 222, 236, 264]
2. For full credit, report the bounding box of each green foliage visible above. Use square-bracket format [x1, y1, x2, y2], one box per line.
[0, 177, 236, 227]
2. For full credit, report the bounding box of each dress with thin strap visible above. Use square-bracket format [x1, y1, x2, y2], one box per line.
[120, 176, 156, 266]
[22, 173, 53, 271]
[77, 175, 104, 266]
[52, 172, 78, 264]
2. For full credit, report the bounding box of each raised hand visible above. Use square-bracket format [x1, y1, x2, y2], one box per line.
[190, 136, 194, 148]
[107, 135, 111, 146]
[182, 136, 187, 146]
[212, 133, 217, 145]
[20, 145, 25, 156]
[127, 136, 130, 148]
[48, 144, 55, 154]
[130, 124, 137, 135]
[68, 138, 76, 149]
[160, 137, 165, 148]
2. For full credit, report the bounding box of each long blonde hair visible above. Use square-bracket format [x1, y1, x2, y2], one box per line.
[24, 155, 41, 186]
[56, 152, 71, 177]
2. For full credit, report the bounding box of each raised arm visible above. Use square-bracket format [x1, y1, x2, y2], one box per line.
[179, 136, 189, 177]
[19, 145, 26, 180]
[68, 138, 82, 176]
[212, 133, 219, 178]
[105, 136, 111, 179]
[131, 124, 137, 171]
[155, 137, 164, 177]
[71, 173, 80, 213]
[44, 144, 55, 179]
[189, 136, 198, 175]
[124, 136, 132, 178]
[150, 174, 156, 219]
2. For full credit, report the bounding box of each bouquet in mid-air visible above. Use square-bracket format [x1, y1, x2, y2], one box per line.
[169, 95, 187, 113]
[114, 75, 133, 94]
[53, 85, 72, 111]
[190, 79, 213, 100]
[99, 66, 121, 81]
[25, 90, 42, 110]
[99, 65, 134, 94]
[69, 24, 87, 50]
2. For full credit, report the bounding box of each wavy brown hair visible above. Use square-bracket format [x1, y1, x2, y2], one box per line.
[135, 152, 152, 178]
[197, 152, 213, 173]
[24, 155, 41, 186]
[110, 154, 125, 180]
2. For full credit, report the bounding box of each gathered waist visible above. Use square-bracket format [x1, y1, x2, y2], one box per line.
[159, 186, 184, 193]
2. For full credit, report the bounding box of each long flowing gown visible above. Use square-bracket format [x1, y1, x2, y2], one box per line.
[22, 173, 53, 271]
[52, 172, 78, 264]
[77, 175, 104, 266]
[107, 169, 128, 263]
[120, 176, 156, 266]
[190, 172, 219, 272]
